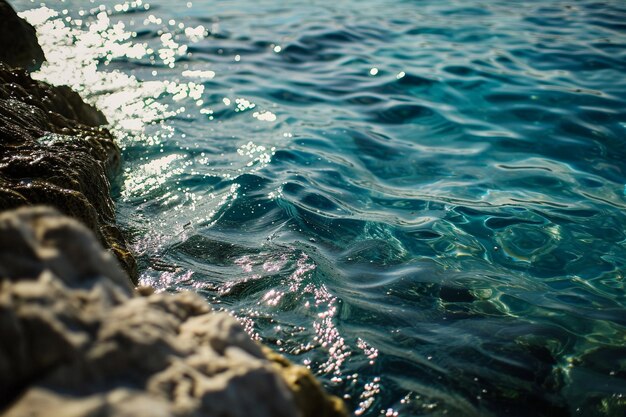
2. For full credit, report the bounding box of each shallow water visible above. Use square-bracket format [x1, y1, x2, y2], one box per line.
[14, 0, 626, 415]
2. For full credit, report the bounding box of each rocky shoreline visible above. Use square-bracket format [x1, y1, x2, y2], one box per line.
[0, 62, 138, 280]
[0, 1, 346, 416]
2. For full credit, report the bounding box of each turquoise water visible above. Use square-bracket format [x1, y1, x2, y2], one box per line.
[15, 0, 626, 415]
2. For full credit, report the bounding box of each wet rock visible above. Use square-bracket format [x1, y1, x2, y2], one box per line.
[0, 207, 347, 417]
[0, 64, 135, 280]
[0, 1, 132, 277]
[0, 0, 45, 71]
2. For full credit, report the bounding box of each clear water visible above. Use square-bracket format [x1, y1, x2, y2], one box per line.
[14, 0, 626, 415]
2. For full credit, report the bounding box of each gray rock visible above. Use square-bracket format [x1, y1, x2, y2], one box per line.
[0, 207, 347, 417]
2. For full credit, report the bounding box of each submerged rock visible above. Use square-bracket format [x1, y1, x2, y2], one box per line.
[0, 207, 347, 417]
[0, 0, 45, 71]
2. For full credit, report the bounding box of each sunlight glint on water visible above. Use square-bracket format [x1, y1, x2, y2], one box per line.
[15, 0, 626, 415]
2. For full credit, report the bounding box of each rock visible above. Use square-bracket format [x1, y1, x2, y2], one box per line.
[0, 64, 136, 281]
[0, 1, 134, 279]
[0, 207, 347, 417]
[0, 0, 45, 71]
[262, 346, 348, 417]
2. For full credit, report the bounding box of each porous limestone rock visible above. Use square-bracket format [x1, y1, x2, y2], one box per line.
[0, 207, 347, 417]
[0, 0, 45, 71]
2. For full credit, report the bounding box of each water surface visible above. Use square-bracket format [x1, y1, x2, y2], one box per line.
[15, 0, 626, 415]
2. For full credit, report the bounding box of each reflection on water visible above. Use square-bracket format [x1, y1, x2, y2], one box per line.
[15, 0, 626, 415]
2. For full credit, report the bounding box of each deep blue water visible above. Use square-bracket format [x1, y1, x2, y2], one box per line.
[14, 0, 626, 415]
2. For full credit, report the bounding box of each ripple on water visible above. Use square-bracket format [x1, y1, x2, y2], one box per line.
[15, 0, 626, 415]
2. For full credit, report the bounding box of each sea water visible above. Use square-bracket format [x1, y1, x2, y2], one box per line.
[13, 0, 626, 415]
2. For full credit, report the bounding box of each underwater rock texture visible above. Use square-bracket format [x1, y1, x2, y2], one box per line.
[0, 207, 346, 417]
[0, 0, 45, 71]
[0, 65, 136, 279]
